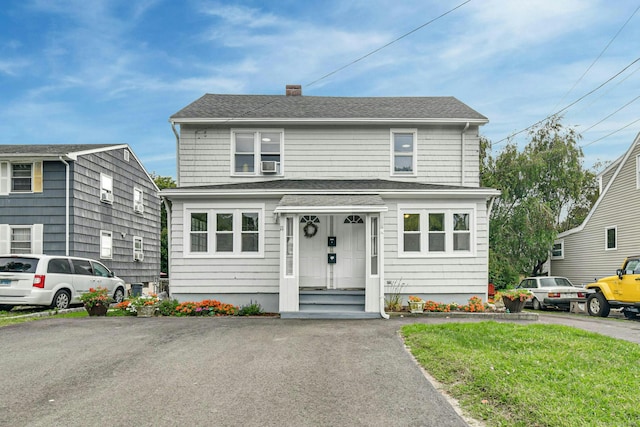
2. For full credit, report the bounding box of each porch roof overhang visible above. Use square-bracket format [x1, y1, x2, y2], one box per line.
[274, 194, 388, 214]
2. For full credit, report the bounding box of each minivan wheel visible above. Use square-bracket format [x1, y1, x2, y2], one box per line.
[113, 287, 125, 304]
[52, 290, 71, 310]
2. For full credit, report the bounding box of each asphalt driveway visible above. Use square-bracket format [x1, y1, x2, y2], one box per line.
[2, 313, 639, 427]
[1, 317, 471, 427]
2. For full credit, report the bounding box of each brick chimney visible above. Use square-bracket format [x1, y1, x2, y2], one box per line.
[286, 84, 302, 96]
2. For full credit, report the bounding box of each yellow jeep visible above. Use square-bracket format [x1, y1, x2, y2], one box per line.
[585, 256, 640, 318]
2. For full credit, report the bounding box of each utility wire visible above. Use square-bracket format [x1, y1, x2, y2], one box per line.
[549, 4, 640, 113]
[492, 56, 640, 147]
[305, 0, 472, 88]
[582, 117, 640, 148]
[581, 94, 640, 134]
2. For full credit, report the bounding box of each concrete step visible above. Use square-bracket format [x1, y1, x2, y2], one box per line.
[281, 311, 381, 319]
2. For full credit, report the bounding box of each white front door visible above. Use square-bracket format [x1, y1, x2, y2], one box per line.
[299, 215, 327, 288]
[334, 215, 366, 289]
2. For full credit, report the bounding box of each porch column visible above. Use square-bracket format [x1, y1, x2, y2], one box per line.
[279, 214, 299, 312]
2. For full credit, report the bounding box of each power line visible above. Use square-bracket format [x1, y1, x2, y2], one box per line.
[581, 94, 640, 134]
[582, 118, 640, 148]
[305, 0, 472, 88]
[549, 4, 640, 113]
[492, 56, 640, 147]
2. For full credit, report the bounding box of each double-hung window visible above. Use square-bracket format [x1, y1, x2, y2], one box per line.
[186, 205, 264, 257]
[100, 174, 113, 204]
[605, 226, 617, 250]
[10, 227, 31, 253]
[133, 187, 144, 214]
[12, 164, 32, 192]
[232, 130, 283, 176]
[391, 129, 417, 176]
[399, 206, 475, 256]
[100, 230, 113, 259]
[133, 236, 144, 261]
[551, 240, 564, 260]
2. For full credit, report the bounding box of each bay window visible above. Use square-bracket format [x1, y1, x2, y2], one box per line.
[400, 207, 475, 256]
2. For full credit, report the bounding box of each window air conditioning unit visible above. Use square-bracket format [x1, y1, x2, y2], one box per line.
[261, 161, 278, 174]
[101, 191, 114, 203]
[134, 251, 144, 262]
[134, 202, 144, 214]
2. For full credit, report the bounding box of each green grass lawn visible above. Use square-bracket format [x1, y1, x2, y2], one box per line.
[402, 321, 640, 427]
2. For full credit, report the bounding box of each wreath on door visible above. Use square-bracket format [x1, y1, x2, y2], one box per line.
[303, 221, 318, 238]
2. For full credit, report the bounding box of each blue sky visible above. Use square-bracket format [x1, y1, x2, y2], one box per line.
[1, 0, 638, 178]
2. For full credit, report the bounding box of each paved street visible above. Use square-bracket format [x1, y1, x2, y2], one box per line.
[2, 313, 638, 427]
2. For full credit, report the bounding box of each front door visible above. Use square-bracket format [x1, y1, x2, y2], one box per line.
[334, 215, 366, 289]
[299, 215, 327, 288]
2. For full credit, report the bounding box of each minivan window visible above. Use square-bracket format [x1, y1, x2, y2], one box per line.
[48, 258, 72, 274]
[92, 262, 111, 277]
[0, 257, 38, 273]
[72, 259, 93, 276]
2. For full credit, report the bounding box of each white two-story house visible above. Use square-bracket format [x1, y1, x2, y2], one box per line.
[162, 85, 499, 318]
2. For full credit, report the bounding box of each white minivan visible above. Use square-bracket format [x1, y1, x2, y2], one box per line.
[0, 254, 126, 311]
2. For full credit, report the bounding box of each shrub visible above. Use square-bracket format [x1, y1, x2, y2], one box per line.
[239, 300, 263, 316]
[158, 299, 179, 316]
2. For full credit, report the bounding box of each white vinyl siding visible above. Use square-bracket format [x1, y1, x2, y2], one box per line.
[178, 125, 479, 186]
[184, 204, 264, 258]
[637, 154, 640, 189]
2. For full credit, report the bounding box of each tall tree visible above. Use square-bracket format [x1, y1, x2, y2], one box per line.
[483, 116, 596, 285]
[152, 174, 176, 275]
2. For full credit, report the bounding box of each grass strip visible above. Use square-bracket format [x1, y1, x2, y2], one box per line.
[402, 321, 640, 427]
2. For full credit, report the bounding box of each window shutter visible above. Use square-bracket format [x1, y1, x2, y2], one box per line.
[0, 162, 9, 195]
[32, 224, 44, 254]
[33, 161, 43, 193]
[0, 224, 9, 254]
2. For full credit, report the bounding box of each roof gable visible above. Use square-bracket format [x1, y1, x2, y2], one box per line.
[0, 144, 126, 159]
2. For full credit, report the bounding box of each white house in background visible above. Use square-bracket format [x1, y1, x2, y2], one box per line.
[551, 133, 640, 285]
[162, 85, 499, 318]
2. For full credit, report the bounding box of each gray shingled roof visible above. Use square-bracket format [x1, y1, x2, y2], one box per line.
[0, 144, 123, 157]
[170, 94, 487, 121]
[278, 194, 385, 207]
[168, 179, 482, 192]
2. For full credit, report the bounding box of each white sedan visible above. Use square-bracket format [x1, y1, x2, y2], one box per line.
[516, 276, 587, 311]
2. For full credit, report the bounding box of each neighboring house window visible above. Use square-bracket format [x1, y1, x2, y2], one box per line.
[371, 217, 378, 276]
[551, 240, 564, 260]
[100, 174, 114, 204]
[391, 129, 417, 176]
[285, 217, 294, 276]
[605, 226, 617, 250]
[11, 164, 32, 192]
[10, 226, 31, 253]
[186, 206, 264, 257]
[232, 130, 283, 176]
[133, 187, 144, 214]
[133, 236, 144, 261]
[124, 149, 130, 162]
[100, 230, 113, 259]
[399, 207, 475, 256]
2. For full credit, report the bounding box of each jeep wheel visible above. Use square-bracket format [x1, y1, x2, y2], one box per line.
[587, 293, 610, 317]
[532, 298, 545, 311]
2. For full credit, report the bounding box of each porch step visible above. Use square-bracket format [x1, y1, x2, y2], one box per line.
[295, 290, 372, 318]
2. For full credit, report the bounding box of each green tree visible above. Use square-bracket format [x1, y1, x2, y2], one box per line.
[152, 174, 176, 275]
[483, 116, 596, 285]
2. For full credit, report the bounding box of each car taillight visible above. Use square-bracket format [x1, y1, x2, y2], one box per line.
[547, 292, 560, 298]
[577, 292, 586, 298]
[33, 275, 45, 288]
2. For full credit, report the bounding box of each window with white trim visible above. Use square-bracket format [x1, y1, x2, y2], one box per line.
[605, 226, 617, 250]
[100, 230, 113, 259]
[399, 208, 475, 256]
[133, 187, 144, 214]
[133, 236, 144, 261]
[551, 240, 564, 260]
[100, 174, 113, 204]
[10, 226, 31, 253]
[11, 164, 32, 192]
[186, 207, 264, 257]
[391, 129, 417, 176]
[232, 130, 283, 175]
[124, 149, 130, 162]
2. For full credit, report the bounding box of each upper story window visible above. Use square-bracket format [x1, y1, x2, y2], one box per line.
[391, 129, 417, 176]
[133, 187, 144, 214]
[12, 164, 32, 192]
[551, 240, 564, 260]
[133, 236, 144, 261]
[605, 226, 617, 250]
[232, 130, 283, 176]
[399, 206, 475, 257]
[124, 149, 130, 162]
[100, 173, 113, 204]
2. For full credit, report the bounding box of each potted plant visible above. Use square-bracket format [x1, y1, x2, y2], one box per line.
[497, 288, 533, 313]
[127, 293, 160, 317]
[408, 295, 425, 313]
[79, 287, 111, 316]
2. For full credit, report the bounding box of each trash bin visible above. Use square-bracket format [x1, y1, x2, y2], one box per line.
[131, 283, 143, 297]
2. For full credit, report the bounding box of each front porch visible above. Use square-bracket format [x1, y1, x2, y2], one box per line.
[281, 289, 381, 319]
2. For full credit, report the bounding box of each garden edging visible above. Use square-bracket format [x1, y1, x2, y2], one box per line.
[388, 311, 538, 320]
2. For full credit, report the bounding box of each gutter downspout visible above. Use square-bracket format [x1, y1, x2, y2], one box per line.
[162, 197, 172, 296]
[461, 122, 470, 186]
[170, 121, 180, 187]
[59, 156, 70, 255]
[379, 225, 389, 319]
